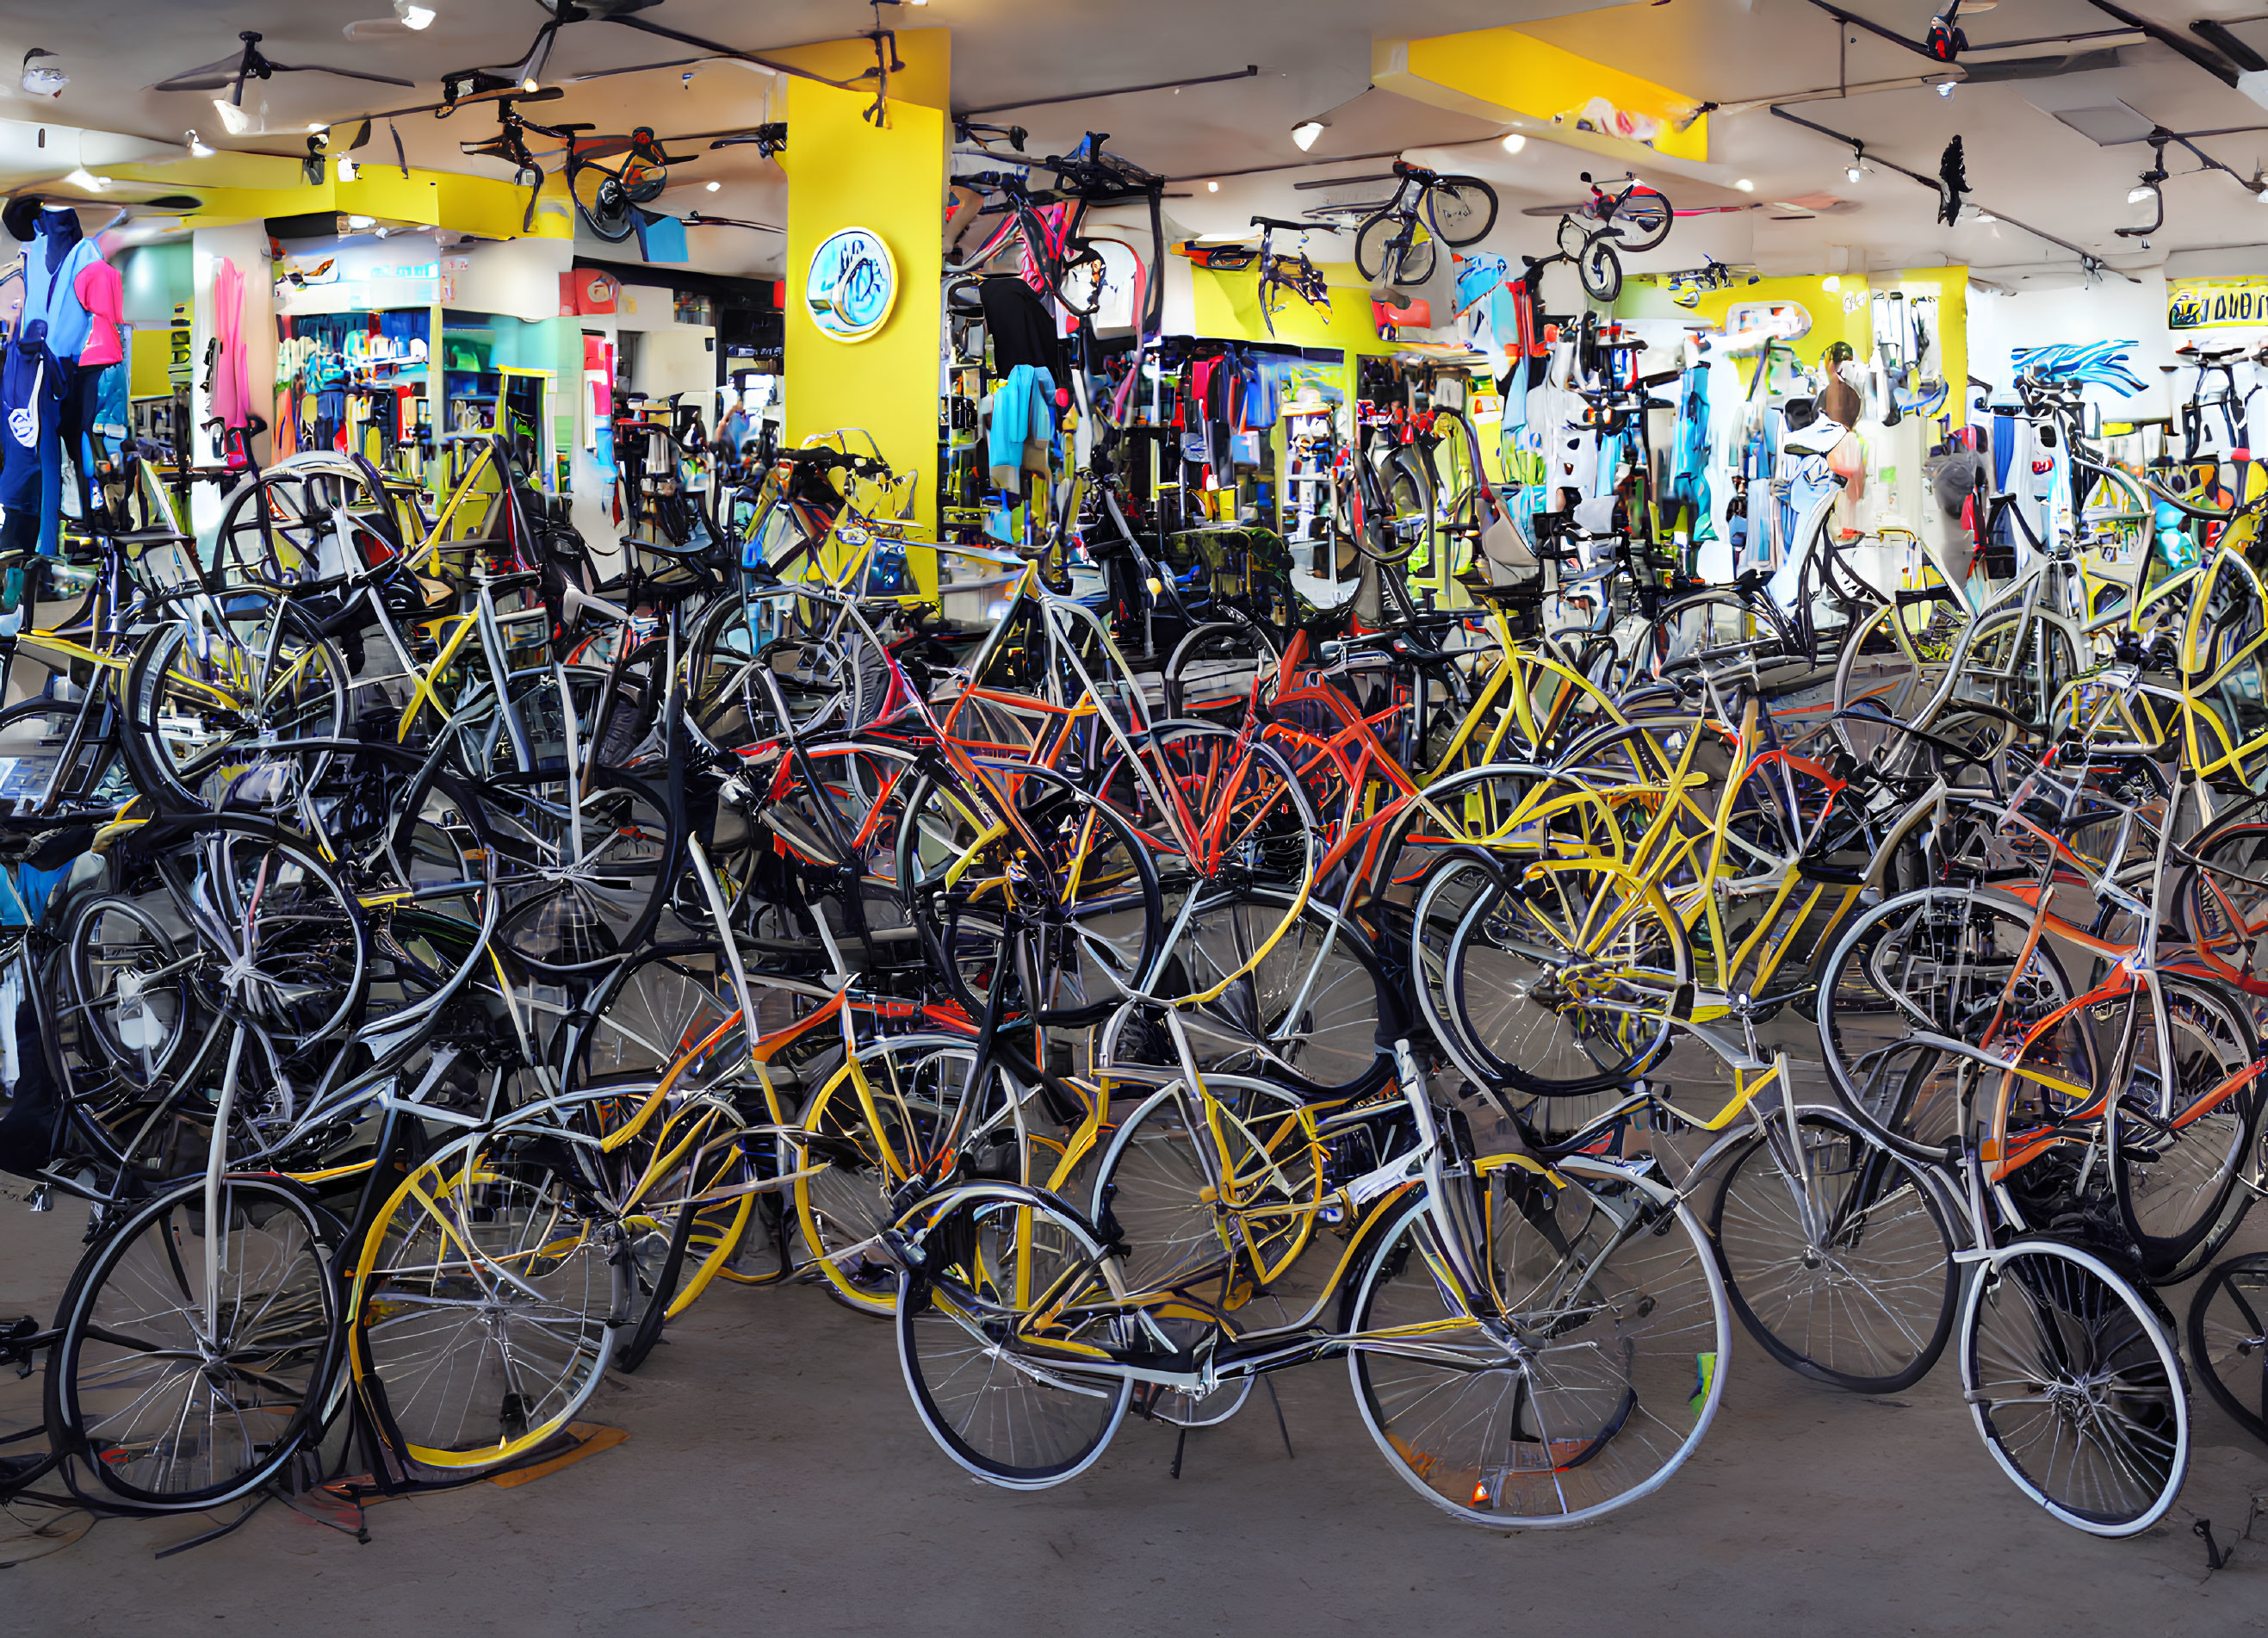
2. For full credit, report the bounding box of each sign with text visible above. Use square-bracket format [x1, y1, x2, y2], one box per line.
[2168, 276, 2268, 331]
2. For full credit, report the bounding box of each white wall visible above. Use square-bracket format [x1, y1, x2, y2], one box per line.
[1964, 270, 2178, 424]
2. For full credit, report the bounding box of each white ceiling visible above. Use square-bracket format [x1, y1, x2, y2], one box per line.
[3, 0, 2265, 286]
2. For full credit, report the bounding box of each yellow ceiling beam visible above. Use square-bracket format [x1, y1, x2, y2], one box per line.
[1374, 26, 1708, 167]
[97, 152, 571, 239]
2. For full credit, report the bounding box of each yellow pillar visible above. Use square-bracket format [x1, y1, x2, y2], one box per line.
[779, 28, 950, 555]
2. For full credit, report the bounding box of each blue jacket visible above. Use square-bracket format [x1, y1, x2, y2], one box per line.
[988, 363, 1057, 489]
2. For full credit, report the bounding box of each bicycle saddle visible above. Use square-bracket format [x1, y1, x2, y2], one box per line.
[1249, 215, 1308, 232]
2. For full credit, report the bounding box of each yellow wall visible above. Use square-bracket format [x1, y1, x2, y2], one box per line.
[781, 28, 949, 565]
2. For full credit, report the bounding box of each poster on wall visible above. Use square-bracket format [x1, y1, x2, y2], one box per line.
[2168, 276, 2268, 331]
[804, 227, 897, 343]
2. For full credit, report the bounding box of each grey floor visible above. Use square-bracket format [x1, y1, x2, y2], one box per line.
[3, 1158, 2268, 1638]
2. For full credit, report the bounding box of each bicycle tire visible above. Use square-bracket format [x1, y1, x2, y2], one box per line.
[1354, 208, 1435, 287]
[1441, 855, 1692, 1096]
[350, 1122, 620, 1473]
[1813, 887, 2091, 1166]
[1613, 189, 1673, 253]
[1427, 176, 1499, 246]
[894, 1182, 1132, 1488]
[1960, 1239, 2189, 1537]
[793, 1035, 1021, 1316]
[48, 1174, 342, 1510]
[2104, 977, 2262, 1283]
[1709, 1105, 1957, 1393]
[2187, 1251, 2268, 1448]
[1350, 1157, 1729, 1528]
[1578, 233, 1623, 305]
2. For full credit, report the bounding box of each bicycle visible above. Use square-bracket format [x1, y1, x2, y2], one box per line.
[1352, 160, 1498, 288]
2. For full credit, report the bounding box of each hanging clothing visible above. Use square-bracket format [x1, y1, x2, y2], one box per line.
[978, 275, 1069, 391]
[988, 363, 1057, 491]
[211, 257, 251, 444]
[71, 260, 122, 369]
[1662, 365, 1715, 545]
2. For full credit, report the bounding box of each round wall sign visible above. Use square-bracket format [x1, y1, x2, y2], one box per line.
[804, 227, 897, 342]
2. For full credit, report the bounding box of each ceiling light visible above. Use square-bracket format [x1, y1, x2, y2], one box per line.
[1291, 120, 1326, 151]
[1500, 132, 1526, 155]
[348, 214, 375, 228]
[2127, 184, 2154, 204]
[185, 130, 214, 158]
[339, 157, 358, 180]
[705, 180, 721, 191]
[524, 78, 540, 92]
[213, 98, 251, 135]
[1733, 177, 1755, 192]
[1821, 274, 1841, 291]
[63, 168, 106, 191]
[395, 0, 435, 25]
[1207, 180, 1218, 192]
[1938, 80, 1955, 98]
[1847, 163, 1863, 183]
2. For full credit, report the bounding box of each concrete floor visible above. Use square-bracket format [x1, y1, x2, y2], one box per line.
[4, 1170, 2268, 1638]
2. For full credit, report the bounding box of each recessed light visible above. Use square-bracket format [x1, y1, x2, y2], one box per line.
[706, 180, 721, 191]
[1207, 180, 1218, 192]
[1733, 177, 1755, 192]
[1501, 133, 1526, 154]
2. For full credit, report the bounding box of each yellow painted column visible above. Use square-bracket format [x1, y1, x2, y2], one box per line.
[780, 28, 950, 563]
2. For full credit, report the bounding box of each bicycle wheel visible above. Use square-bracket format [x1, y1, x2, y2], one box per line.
[568, 155, 638, 241]
[1427, 177, 1500, 247]
[121, 596, 350, 814]
[65, 894, 198, 1091]
[1611, 189, 1672, 252]
[1089, 1076, 1322, 1298]
[48, 1174, 340, 1509]
[350, 1125, 620, 1471]
[1960, 1239, 2188, 1536]
[1100, 889, 1390, 1099]
[2187, 1252, 2268, 1447]
[1442, 857, 1693, 1095]
[1814, 888, 2088, 1163]
[898, 764, 1162, 1026]
[895, 1183, 1133, 1488]
[1354, 208, 1435, 287]
[486, 765, 679, 974]
[793, 1035, 1019, 1316]
[1577, 233, 1623, 305]
[566, 943, 737, 1093]
[2106, 978, 2262, 1282]
[1949, 605, 2079, 729]
[1350, 1156, 1729, 1528]
[1709, 1107, 1956, 1393]
[1162, 620, 1279, 725]
[0, 697, 132, 811]
[2175, 809, 2268, 997]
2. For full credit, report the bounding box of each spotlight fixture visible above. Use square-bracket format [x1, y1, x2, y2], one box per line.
[1937, 80, 1955, 98]
[1500, 132, 1526, 154]
[1207, 179, 1218, 192]
[705, 179, 721, 191]
[1291, 119, 1326, 152]
[1733, 177, 1755, 191]
[2127, 184, 2153, 204]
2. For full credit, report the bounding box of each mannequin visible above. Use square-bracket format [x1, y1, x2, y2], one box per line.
[0, 201, 121, 566]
